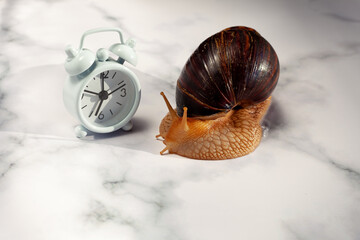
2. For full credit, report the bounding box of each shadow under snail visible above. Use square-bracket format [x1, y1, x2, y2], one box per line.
[156, 26, 280, 160]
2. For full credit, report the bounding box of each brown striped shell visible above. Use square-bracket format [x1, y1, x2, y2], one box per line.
[176, 26, 279, 117]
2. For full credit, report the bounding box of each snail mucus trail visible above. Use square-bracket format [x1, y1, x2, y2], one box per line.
[156, 26, 279, 160]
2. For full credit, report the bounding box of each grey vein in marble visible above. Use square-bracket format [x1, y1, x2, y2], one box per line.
[1, 0, 360, 239]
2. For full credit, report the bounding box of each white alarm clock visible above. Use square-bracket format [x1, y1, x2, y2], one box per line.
[63, 28, 141, 137]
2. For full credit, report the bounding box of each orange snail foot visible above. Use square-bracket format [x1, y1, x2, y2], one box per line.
[157, 92, 272, 160]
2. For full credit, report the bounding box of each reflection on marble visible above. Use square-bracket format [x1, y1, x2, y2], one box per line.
[1, 0, 360, 239]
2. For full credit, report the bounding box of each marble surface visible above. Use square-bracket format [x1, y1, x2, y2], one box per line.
[1, 0, 360, 239]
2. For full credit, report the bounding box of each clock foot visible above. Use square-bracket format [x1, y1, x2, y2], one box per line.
[74, 125, 88, 138]
[122, 121, 133, 131]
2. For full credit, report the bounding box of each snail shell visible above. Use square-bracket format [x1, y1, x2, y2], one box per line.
[157, 26, 279, 160]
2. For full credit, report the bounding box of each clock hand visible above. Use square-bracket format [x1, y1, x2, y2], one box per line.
[84, 90, 99, 95]
[108, 83, 126, 95]
[100, 72, 105, 91]
[95, 99, 104, 117]
[88, 99, 99, 118]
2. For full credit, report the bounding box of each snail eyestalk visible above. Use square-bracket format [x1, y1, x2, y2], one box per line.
[181, 107, 189, 131]
[160, 92, 178, 120]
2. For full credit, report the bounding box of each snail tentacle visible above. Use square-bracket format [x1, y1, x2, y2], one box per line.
[160, 92, 178, 120]
[181, 107, 189, 131]
[160, 146, 169, 155]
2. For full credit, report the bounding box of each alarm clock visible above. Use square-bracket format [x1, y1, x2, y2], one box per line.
[63, 27, 141, 137]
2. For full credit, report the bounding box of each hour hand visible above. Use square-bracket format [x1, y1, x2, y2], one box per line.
[84, 90, 99, 95]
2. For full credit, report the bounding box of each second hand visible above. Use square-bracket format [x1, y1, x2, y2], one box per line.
[108, 83, 126, 95]
[95, 99, 104, 116]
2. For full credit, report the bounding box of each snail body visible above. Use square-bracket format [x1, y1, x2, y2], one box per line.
[157, 26, 279, 160]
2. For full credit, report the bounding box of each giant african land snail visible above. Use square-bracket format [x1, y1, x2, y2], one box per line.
[157, 26, 279, 160]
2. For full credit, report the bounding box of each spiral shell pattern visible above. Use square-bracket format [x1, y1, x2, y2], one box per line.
[176, 26, 279, 117]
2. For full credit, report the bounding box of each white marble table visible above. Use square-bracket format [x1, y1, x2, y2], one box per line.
[1, 0, 360, 239]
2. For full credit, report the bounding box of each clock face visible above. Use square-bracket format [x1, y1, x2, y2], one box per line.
[79, 69, 136, 127]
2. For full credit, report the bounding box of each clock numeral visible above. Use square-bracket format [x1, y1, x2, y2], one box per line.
[98, 112, 105, 120]
[102, 71, 109, 79]
[120, 88, 126, 97]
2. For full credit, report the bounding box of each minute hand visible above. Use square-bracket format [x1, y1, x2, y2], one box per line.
[108, 83, 126, 95]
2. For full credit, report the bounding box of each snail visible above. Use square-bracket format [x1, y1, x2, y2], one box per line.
[156, 26, 279, 160]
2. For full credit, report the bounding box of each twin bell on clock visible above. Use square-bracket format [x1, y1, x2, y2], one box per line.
[63, 28, 141, 138]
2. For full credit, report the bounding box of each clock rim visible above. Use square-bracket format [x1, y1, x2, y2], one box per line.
[75, 62, 141, 133]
